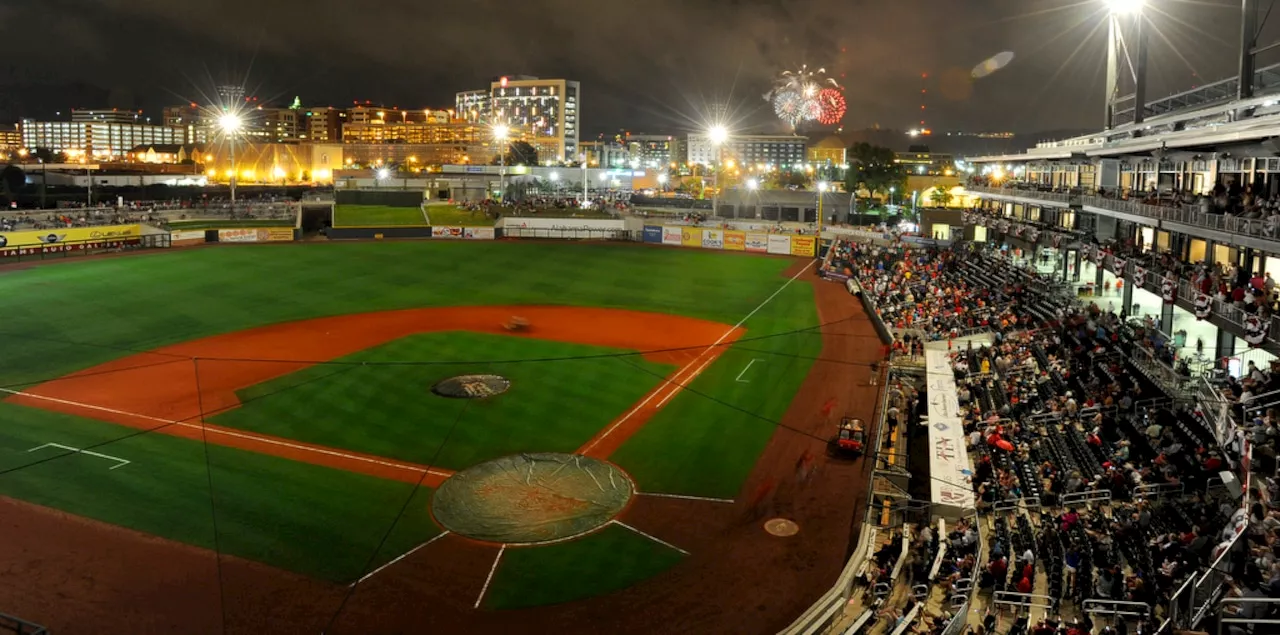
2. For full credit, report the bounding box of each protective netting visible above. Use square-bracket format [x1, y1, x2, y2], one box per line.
[431, 453, 633, 544]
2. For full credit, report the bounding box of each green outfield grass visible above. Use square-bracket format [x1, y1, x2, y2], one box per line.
[0, 241, 821, 598]
[424, 204, 496, 227]
[0, 401, 439, 582]
[211, 332, 674, 470]
[333, 204, 427, 227]
[167, 219, 294, 230]
[482, 523, 685, 609]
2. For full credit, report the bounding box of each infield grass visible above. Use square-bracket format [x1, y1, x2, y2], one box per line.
[210, 332, 675, 470]
[0, 401, 439, 582]
[482, 523, 685, 610]
[333, 204, 427, 227]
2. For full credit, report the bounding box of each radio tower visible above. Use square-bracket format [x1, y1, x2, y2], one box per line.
[919, 72, 929, 135]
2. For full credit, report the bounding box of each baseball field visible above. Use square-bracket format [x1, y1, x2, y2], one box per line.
[0, 240, 879, 635]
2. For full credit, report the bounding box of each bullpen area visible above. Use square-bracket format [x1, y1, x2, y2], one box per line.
[0, 240, 879, 635]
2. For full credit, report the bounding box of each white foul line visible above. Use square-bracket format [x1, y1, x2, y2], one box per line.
[473, 544, 506, 609]
[611, 519, 690, 556]
[349, 530, 450, 588]
[27, 442, 130, 470]
[637, 491, 735, 504]
[0, 388, 453, 478]
[581, 260, 814, 453]
[734, 359, 761, 383]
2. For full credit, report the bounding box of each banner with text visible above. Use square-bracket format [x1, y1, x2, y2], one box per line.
[724, 230, 746, 251]
[790, 235, 816, 257]
[432, 226, 495, 239]
[218, 228, 295, 243]
[0, 224, 141, 250]
[767, 234, 792, 255]
[681, 227, 703, 247]
[662, 227, 683, 246]
[170, 230, 207, 247]
[701, 229, 724, 249]
[745, 232, 770, 253]
[642, 226, 663, 244]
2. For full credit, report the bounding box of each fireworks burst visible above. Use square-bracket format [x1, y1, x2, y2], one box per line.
[764, 65, 846, 128]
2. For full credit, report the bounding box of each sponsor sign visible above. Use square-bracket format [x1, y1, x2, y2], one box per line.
[924, 345, 976, 514]
[217, 228, 295, 243]
[433, 226, 465, 238]
[0, 224, 140, 250]
[170, 230, 206, 242]
[766, 234, 791, 255]
[745, 232, 769, 253]
[463, 227, 495, 240]
[790, 235, 816, 257]
[681, 227, 702, 247]
[724, 230, 746, 251]
[662, 227, 683, 246]
[701, 229, 724, 249]
[0, 238, 140, 258]
[642, 226, 663, 244]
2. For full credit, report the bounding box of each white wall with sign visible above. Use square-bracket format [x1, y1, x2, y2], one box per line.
[924, 339, 985, 518]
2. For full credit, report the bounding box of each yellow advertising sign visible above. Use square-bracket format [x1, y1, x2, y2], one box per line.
[0, 224, 141, 250]
[723, 230, 746, 251]
[790, 235, 816, 257]
[681, 227, 703, 247]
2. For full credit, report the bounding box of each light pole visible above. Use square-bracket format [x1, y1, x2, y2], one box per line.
[817, 181, 829, 233]
[493, 124, 509, 202]
[580, 153, 589, 205]
[657, 173, 668, 193]
[889, 186, 896, 208]
[219, 113, 243, 213]
[1103, 0, 1147, 128]
[708, 125, 728, 217]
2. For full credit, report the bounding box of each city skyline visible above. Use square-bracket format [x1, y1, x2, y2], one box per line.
[1, 0, 1263, 136]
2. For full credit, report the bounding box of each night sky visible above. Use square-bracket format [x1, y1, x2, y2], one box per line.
[0, 0, 1264, 135]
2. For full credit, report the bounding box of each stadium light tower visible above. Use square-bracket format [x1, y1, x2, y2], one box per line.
[219, 113, 243, 210]
[493, 124, 510, 202]
[1103, 0, 1148, 128]
[708, 125, 729, 217]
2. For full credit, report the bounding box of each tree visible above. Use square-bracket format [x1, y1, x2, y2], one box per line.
[1, 164, 25, 200]
[767, 170, 812, 190]
[493, 141, 538, 166]
[929, 187, 953, 208]
[844, 142, 906, 204]
[30, 147, 67, 164]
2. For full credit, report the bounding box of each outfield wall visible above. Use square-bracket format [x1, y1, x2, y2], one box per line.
[641, 225, 816, 257]
[169, 227, 299, 246]
[326, 226, 497, 240]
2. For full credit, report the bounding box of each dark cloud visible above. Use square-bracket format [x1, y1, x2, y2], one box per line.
[0, 0, 1258, 134]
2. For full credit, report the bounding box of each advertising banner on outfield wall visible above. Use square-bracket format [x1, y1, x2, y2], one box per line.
[680, 227, 702, 247]
[790, 235, 816, 257]
[0, 224, 141, 250]
[642, 226, 663, 244]
[724, 230, 746, 251]
[217, 228, 295, 243]
[766, 234, 791, 255]
[0, 238, 141, 258]
[170, 230, 207, 247]
[432, 226, 494, 239]
[745, 232, 769, 253]
[701, 229, 724, 249]
[662, 227, 683, 246]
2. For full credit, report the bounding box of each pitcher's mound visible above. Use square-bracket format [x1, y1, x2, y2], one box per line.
[764, 518, 800, 537]
[431, 374, 511, 399]
[431, 453, 634, 544]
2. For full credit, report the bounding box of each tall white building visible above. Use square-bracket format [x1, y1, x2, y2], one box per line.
[455, 77, 580, 163]
[21, 119, 185, 158]
[685, 134, 807, 169]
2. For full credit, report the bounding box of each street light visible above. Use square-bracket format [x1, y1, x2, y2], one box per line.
[219, 113, 243, 211]
[889, 186, 897, 208]
[493, 124, 510, 202]
[708, 125, 728, 216]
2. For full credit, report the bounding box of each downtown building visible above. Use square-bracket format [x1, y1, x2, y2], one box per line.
[684, 133, 807, 169]
[455, 76, 580, 163]
[20, 117, 185, 159]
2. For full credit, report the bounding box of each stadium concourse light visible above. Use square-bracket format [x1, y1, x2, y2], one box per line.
[1106, 0, 1143, 14]
[747, 178, 759, 190]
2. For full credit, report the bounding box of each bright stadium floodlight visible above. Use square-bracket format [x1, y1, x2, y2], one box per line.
[818, 181, 829, 192]
[747, 178, 759, 190]
[1106, 0, 1143, 14]
[376, 168, 390, 180]
[218, 112, 242, 133]
[707, 125, 728, 146]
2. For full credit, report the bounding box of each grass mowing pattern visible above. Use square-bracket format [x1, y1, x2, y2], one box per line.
[482, 523, 684, 610]
[424, 205, 496, 227]
[0, 401, 439, 582]
[610, 282, 821, 499]
[333, 204, 427, 227]
[210, 332, 675, 470]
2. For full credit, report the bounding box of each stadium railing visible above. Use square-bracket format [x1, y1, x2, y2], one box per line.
[0, 612, 48, 635]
